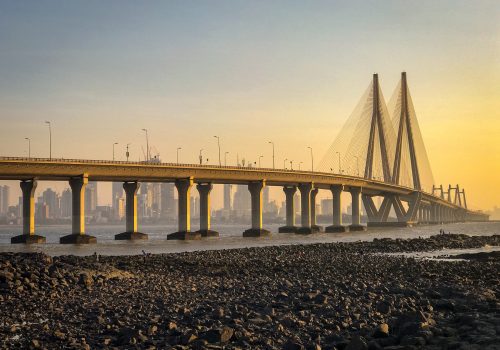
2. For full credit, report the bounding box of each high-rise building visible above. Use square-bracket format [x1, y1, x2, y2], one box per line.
[151, 183, 161, 218]
[263, 186, 270, 213]
[232, 185, 251, 217]
[60, 188, 72, 218]
[85, 182, 98, 214]
[42, 188, 59, 218]
[223, 184, 232, 211]
[160, 183, 175, 219]
[0, 185, 10, 215]
[321, 198, 333, 216]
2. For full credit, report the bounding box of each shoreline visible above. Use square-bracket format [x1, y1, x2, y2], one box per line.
[1, 234, 499, 349]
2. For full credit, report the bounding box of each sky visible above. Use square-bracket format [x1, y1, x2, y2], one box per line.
[0, 0, 499, 211]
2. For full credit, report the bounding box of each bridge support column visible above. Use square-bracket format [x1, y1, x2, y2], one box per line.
[11, 180, 45, 244]
[196, 183, 218, 237]
[243, 181, 270, 237]
[168, 177, 200, 240]
[349, 186, 366, 231]
[326, 185, 348, 233]
[310, 188, 323, 232]
[279, 185, 297, 233]
[61, 175, 96, 244]
[297, 183, 319, 234]
[115, 182, 148, 240]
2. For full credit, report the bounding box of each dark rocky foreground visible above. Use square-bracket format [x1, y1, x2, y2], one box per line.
[1, 234, 499, 350]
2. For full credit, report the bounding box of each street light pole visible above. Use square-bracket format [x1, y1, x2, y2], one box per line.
[290, 160, 293, 170]
[44, 121, 52, 159]
[268, 141, 275, 169]
[142, 129, 149, 161]
[113, 142, 118, 161]
[25, 138, 31, 158]
[284, 158, 288, 169]
[307, 146, 314, 171]
[225, 151, 229, 166]
[299, 161, 303, 170]
[199, 149, 204, 165]
[126, 143, 131, 161]
[214, 136, 221, 166]
[177, 147, 182, 163]
[259, 155, 263, 168]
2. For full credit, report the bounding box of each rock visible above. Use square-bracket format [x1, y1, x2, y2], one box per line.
[53, 330, 66, 340]
[376, 301, 392, 314]
[373, 323, 389, 338]
[78, 273, 93, 288]
[202, 326, 234, 343]
[30, 339, 41, 348]
[0, 270, 14, 283]
[147, 325, 157, 336]
[314, 294, 328, 304]
[213, 307, 224, 318]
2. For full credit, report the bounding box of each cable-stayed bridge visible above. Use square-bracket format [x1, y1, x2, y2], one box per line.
[0, 72, 488, 244]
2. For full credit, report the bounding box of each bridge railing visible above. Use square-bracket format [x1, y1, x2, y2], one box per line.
[0, 155, 444, 199]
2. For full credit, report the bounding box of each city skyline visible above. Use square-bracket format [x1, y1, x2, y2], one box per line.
[0, 1, 499, 211]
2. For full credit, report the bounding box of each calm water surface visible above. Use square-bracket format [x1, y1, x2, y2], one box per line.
[0, 222, 498, 256]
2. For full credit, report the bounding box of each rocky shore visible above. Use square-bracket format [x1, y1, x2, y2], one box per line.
[1, 233, 499, 349]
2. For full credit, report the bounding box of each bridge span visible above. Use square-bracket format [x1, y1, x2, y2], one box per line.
[0, 156, 487, 244]
[0, 72, 489, 244]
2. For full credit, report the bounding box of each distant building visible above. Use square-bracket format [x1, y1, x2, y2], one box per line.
[223, 184, 232, 211]
[60, 188, 72, 218]
[160, 183, 175, 219]
[85, 182, 98, 214]
[42, 188, 59, 218]
[321, 198, 333, 216]
[232, 185, 251, 218]
[0, 185, 10, 215]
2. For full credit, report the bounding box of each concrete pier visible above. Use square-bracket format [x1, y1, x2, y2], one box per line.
[168, 177, 200, 240]
[196, 183, 218, 237]
[325, 184, 348, 233]
[11, 180, 45, 244]
[279, 185, 297, 233]
[349, 186, 366, 231]
[243, 181, 270, 237]
[310, 188, 323, 232]
[115, 182, 148, 240]
[61, 175, 96, 244]
[297, 183, 319, 234]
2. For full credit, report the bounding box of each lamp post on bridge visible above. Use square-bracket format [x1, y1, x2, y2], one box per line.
[126, 143, 131, 161]
[44, 121, 52, 159]
[199, 149, 204, 165]
[177, 147, 182, 164]
[25, 138, 31, 159]
[214, 136, 221, 166]
[299, 161, 303, 170]
[141, 128, 149, 162]
[268, 141, 275, 169]
[112, 142, 118, 161]
[290, 160, 293, 170]
[258, 155, 263, 168]
[225, 151, 229, 166]
[284, 158, 288, 169]
[307, 146, 314, 171]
